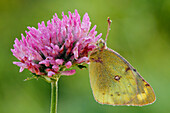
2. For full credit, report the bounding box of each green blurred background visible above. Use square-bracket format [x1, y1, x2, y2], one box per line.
[0, 0, 170, 113]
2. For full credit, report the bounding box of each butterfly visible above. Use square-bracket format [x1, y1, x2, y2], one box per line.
[89, 18, 156, 106]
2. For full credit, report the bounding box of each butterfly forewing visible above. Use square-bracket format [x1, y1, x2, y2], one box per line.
[89, 48, 156, 106]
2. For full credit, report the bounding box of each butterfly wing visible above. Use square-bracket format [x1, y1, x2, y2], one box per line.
[89, 48, 156, 106]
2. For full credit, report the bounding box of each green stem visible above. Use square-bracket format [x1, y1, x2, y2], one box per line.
[50, 78, 59, 113]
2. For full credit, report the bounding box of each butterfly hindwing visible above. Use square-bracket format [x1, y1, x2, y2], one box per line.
[89, 48, 156, 106]
[128, 69, 156, 105]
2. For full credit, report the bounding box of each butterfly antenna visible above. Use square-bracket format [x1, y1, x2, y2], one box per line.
[105, 17, 112, 43]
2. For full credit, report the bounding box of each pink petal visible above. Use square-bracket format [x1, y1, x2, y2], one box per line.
[52, 65, 59, 72]
[55, 59, 64, 65]
[76, 57, 89, 63]
[19, 67, 25, 72]
[88, 44, 96, 50]
[88, 25, 96, 37]
[73, 43, 79, 59]
[65, 61, 72, 68]
[39, 60, 50, 67]
[60, 70, 76, 76]
[13, 62, 27, 72]
[95, 33, 102, 42]
[47, 71, 55, 77]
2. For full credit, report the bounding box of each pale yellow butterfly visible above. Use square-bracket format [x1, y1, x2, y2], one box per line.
[89, 18, 156, 106]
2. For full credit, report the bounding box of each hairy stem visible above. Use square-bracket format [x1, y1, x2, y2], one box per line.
[50, 78, 59, 113]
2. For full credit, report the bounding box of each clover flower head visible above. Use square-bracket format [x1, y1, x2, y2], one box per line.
[11, 10, 102, 80]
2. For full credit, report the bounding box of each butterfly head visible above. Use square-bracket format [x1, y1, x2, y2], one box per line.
[97, 38, 107, 50]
